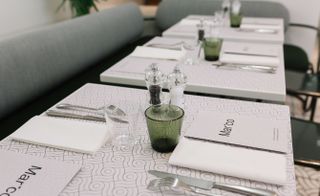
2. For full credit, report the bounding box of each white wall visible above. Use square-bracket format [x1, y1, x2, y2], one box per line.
[0, 0, 71, 39]
[268, 0, 320, 61]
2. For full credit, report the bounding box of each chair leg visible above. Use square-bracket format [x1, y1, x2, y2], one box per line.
[303, 96, 310, 111]
[289, 93, 310, 112]
[309, 97, 318, 121]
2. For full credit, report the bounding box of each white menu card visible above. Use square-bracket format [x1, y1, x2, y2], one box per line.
[184, 111, 288, 153]
[0, 150, 81, 196]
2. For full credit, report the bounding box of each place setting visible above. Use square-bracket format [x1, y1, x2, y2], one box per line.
[212, 41, 281, 74]
[8, 91, 146, 154]
[162, 1, 284, 44]
[141, 77, 289, 196]
[141, 85, 289, 195]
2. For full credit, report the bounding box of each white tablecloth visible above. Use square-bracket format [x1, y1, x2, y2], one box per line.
[100, 36, 286, 103]
[0, 83, 296, 195]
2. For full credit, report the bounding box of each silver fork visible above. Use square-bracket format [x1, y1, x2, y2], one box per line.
[148, 177, 220, 196]
[56, 103, 126, 116]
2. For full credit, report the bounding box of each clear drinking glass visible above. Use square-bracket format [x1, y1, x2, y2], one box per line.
[108, 106, 139, 147]
[181, 38, 199, 65]
[214, 10, 224, 27]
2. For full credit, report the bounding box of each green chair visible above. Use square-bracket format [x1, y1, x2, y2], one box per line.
[285, 25, 320, 120]
[291, 117, 320, 168]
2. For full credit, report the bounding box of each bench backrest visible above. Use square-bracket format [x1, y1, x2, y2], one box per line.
[0, 3, 143, 119]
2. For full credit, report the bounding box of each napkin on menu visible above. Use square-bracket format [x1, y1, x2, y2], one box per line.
[169, 137, 287, 185]
[10, 115, 112, 154]
[130, 46, 185, 61]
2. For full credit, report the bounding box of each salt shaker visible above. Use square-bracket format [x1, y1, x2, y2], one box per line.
[167, 65, 187, 108]
[231, 0, 241, 15]
[145, 63, 165, 106]
[221, 0, 231, 26]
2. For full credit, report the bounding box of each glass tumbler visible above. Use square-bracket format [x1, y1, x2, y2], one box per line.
[145, 104, 184, 153]
[203, 38, 223, 61]
[181, 38, 199, 65]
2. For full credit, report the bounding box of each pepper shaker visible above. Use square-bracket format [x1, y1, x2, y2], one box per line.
[197, 18, 205, 42]
[145, 63, 165, 106]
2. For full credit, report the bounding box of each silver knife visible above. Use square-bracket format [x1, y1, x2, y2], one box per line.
[148, 170, 277, 196]
[46, 110, 129, 123]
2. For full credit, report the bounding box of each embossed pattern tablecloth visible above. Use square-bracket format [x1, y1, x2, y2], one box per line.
[0, 84, 296, 195]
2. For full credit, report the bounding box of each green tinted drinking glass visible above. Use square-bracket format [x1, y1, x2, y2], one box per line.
[230, 13, 243, 28]
[203, 38, 223, 61]
[145, 104, 184, 153]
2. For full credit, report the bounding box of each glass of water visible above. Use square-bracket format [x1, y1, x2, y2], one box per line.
[108, 105, 140, 148]
[181, 38, 199, 65]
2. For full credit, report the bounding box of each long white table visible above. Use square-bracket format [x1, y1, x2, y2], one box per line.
[100, 36, 286, 103]
[162, 15, 285, 44]
[0, 83, 296, 195]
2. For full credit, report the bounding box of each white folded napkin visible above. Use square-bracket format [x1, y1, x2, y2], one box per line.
[179, 19, 200, 26]
[130, 46, 185, 61]
[169, 137, 287, 185]
[10, 116, 112, 154]
[180, 18, 214, 26]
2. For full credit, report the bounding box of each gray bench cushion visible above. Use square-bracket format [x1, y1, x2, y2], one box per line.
[156, 0, 289, 31]
[0, 3, 143, 119]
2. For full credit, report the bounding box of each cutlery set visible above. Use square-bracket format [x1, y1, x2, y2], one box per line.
[237, 28, 278, 34]
[212, 61, 277, 74]
[148, 170, 277, 196]
[146, 41, 195, 51]
[46, 103, 128, 123]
